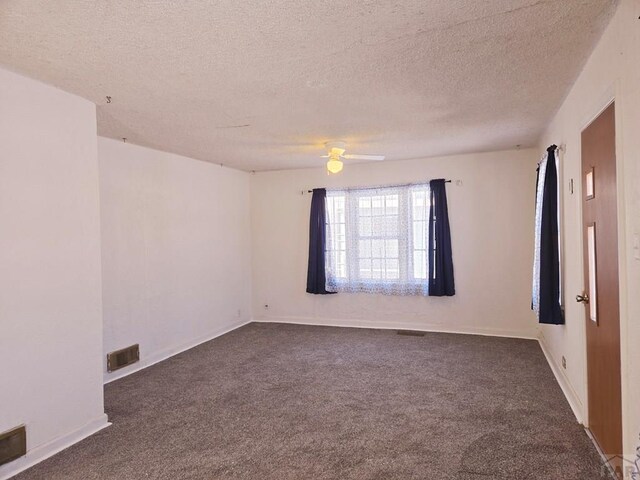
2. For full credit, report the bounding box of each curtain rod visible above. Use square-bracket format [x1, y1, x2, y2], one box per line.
[303, 180, 452, 194]
[547, 144, 564, 152]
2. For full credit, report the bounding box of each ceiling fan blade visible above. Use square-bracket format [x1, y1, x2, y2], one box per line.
[343, 154, 385, 161]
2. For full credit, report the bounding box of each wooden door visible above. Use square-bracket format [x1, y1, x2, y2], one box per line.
[580, 102, 622, 473]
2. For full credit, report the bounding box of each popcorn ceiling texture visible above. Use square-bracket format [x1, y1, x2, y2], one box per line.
[0, 0, 617, 171]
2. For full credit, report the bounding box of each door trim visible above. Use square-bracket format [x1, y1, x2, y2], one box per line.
[575, 80, 627, 433]
[578, 91, 615, 430]
[581, 82, 629, 457]
[576, 99, 625, 464]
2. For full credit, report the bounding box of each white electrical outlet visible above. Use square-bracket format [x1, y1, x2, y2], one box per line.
[633, 233, 640, 261]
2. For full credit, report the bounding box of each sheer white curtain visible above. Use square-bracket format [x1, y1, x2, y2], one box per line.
[325, 183, 430, 296]
[532, 153, 548, 315]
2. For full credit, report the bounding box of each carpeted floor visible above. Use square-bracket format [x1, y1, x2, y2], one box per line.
[14, 323, 610, 479]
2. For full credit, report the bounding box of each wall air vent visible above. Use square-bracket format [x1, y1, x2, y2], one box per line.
[396, 330, 426, 337]
[0, 425, 26, 466]
[107, 344, 140, 372]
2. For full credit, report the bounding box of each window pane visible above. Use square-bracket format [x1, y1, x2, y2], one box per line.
[359, 216, 372, 236]
[372, 216, 398, 237]
[359, 259, 372, 278]
[386, 195, 399, 215]
[372, 259, 382, 279]
[372, 216, 384, 236]
[412, 191, 427, 220]
[372, 196, 384, 216]
[384, 216, 398, 236]
[385, 239, 398, 258]
[338, 252, 347, 277]
[359, 197, 371, 213]
[386, 259, 399, 279]
[372, 239, 384, 258]
[359, 239, 372, 258]
[413, 222, 425, 249]
[414, 251, 426, 279]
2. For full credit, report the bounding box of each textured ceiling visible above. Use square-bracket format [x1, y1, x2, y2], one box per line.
[0, 1, 616, 171]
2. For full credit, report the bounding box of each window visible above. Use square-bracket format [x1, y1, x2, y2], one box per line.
[325, 183, 431, 295]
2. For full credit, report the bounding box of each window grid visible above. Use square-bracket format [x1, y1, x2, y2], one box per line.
[325, 184, 431, 294]
[355, 193, 400, 281]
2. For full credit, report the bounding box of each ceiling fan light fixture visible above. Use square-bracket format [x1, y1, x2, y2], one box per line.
[326, 158, 343, 174]
[321, 141, 384, 173]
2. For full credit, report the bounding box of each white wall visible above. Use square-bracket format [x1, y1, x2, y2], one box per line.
[0, 67, 107, 479]
[99, 138, 252, 382]
[251, 148, 539, 338]
[537, 0, 640, 460]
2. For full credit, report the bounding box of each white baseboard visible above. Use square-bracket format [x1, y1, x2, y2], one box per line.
[104, 319, 251, 384]
[538, 335, 585, 424]
[1, 319, 584, 480]
[0, 415, 110, 480]
[1, 321, 251, 479]
[253, 316, 538, 340]
[257, 316, 587, 424]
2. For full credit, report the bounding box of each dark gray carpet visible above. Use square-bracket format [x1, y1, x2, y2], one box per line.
[14, 323, 610, 479]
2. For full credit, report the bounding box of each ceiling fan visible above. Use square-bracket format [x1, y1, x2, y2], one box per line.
[321, 141, 385, 174]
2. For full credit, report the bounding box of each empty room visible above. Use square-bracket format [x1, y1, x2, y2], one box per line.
[1, 1, 639, 479]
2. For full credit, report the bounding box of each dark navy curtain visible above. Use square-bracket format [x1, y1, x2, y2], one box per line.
[428, 179, 455, 296]
[306, 188, 334, 294]
[538, 146, 564, 324]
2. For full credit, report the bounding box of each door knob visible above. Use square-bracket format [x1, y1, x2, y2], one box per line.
[576, 294, 590, 304]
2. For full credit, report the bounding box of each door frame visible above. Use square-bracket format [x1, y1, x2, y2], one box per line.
[576, 80, 629, 452]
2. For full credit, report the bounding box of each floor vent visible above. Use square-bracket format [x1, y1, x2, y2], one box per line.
[0, 425, 26, 466]
[396, 330, 426, 337]
[107, 344, 140, 372]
